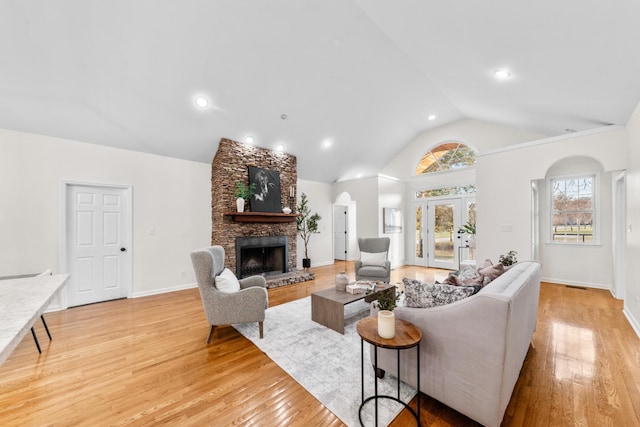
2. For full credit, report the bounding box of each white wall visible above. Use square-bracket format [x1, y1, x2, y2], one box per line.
[381, 118, 546, 180]
[476, 126, 627, 289]
[0, 128, 211, 301]
[378, 176, 406, 267]
[624, 103, 640, 336]
[296, 179, 334, 267]
[332, 177, 379, 240]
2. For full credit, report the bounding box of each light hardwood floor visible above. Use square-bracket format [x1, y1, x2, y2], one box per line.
[1, 262, 639, 426]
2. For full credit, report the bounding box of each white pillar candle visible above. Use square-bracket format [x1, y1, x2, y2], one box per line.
[377, 310, 395, 339]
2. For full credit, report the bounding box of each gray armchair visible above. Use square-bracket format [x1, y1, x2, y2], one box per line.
[190, 246, 268, 343]
[355, 237, 391, 283]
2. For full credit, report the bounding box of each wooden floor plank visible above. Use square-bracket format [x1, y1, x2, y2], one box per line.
[1, 263, 639, 426]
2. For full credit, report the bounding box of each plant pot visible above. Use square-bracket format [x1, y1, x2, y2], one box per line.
[236, 197, 245, 213]
[468, 234, 476, 249]
[377, 310, 395, 339]
[302, 258, 311, 268]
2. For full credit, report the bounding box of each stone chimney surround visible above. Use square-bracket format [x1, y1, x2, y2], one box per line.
[211, 138, 298, 274]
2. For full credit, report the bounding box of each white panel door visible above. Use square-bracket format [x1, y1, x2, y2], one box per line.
[67, 185, 129, 306]
[333, 205, 348, 261]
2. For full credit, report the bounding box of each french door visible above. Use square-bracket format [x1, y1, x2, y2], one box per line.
[414, 197, 475, 270]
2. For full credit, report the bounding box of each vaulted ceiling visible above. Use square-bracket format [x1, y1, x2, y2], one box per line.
[2, 1, 639, 183]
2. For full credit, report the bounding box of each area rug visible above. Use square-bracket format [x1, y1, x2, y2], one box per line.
[233, 296, 416, 427]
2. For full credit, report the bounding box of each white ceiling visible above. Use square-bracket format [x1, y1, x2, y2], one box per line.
[2, 1, 639, 183]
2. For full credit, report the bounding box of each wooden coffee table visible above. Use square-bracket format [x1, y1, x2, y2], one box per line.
[311, 283, 395, 334]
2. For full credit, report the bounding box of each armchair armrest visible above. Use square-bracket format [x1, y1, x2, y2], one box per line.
[239, 275, 267, 289]
[210, 286, 268, 324]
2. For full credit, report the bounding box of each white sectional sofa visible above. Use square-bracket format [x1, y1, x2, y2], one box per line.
[370, 261, 541, 427]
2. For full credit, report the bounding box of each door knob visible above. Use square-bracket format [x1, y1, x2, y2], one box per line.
[120, 247, 127, 252]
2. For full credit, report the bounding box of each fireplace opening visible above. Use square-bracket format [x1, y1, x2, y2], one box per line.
[236, 236, 288, 279]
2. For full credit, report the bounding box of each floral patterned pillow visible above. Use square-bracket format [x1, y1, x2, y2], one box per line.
[402, 278, 476, 308]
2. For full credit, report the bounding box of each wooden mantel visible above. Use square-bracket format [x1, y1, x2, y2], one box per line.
[224, 212, 300, 223]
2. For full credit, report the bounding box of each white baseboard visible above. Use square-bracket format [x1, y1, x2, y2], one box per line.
[130, 282, 197, 298]
[623, 307, 640, 339]
[540, 276, 611, 291]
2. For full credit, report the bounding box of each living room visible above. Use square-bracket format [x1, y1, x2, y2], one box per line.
[2, 2, 640, 426]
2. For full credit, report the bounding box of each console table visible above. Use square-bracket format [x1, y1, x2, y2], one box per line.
[0, 274, 70, 365]
[357, 316, 422, 426]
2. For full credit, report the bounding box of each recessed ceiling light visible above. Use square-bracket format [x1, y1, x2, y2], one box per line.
[493, 69, 512, 80]
[280, 114, 288, 120]
[244, 136, 254, 144]
[322, 139, 333, 149]
[275, 144, 285, 152]
[195, 95, 209, 108]
[565, 128, 577, 133]
[427, 114, 437, 121]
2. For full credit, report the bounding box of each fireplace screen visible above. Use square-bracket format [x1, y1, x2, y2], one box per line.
[236, 236, 288, 278]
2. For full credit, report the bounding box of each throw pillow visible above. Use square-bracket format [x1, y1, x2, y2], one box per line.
[457, 264, 480, 282]
[478, 262, 505, 284]
[402, 278, 476, 308]
[360, 251, 387, 266]
[477, 258, 493, 270]
[215, 268, 241, 293]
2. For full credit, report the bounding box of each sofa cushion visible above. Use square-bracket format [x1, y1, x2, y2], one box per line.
[360, 251, 387, 266]
[215, 268, 241, 293]
[402, 278, 476, 308]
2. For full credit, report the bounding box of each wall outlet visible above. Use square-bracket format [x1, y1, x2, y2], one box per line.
[180, 270, 186, 278]
[500, 224, 513, 232]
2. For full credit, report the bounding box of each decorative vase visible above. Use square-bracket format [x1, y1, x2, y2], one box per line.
[302, 258, 311, 269]
[236, 197, 245, 213]
[377, 310, 395, 339]
[282, 207, 292, 214]
[335, 271, 349, 291]
[468, 234, 476, 249]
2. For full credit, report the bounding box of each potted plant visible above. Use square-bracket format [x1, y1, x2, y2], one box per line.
[372, 287, 403, 339]
[372, 287, 403, 311]
[499, 250, 518, 267]
[233, 181, 256, 212]
[296, 193, 321, 269]
[458, 220, 476, 248]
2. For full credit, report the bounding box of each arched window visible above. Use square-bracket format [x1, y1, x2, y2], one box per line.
[415, 142, 476, 175]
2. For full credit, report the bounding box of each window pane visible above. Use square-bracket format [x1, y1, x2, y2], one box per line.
[551, 176, 595, 244]
[434, 204, 454, 262]
[416, 143, 476, 175]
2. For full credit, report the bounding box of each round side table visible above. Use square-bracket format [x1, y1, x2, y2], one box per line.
[356, 316, 422, 426]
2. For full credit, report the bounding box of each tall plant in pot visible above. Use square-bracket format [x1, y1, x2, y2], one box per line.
[296, 193, 321, 269]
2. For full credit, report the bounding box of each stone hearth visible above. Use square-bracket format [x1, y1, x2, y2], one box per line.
[265, 271, 316, 289]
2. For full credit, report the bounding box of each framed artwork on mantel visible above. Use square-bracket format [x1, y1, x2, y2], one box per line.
[248, 166, 282, 213]
[383, 207, 402, 234]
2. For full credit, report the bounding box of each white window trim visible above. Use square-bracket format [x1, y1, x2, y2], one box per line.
[547, 172, 600, 246]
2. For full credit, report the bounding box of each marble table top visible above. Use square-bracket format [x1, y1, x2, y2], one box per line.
[0, 274, 69, 366]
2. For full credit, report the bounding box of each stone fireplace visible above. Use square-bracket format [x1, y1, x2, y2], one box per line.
[211, 138, 298, 277]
